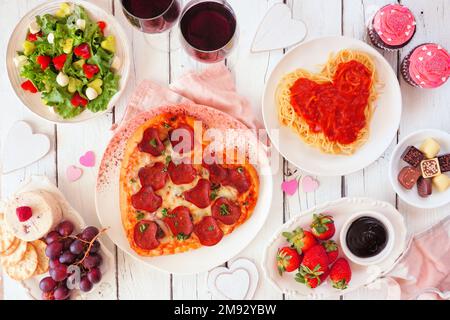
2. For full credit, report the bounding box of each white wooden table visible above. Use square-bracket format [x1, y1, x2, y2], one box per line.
[1, 0, 449, 300]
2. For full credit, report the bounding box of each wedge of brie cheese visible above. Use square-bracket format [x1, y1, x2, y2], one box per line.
[5, 190, 62, 241]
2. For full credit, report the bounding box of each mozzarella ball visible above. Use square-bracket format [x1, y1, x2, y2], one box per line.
[85, 87, 98, 100]
[56, 72, 69, 87]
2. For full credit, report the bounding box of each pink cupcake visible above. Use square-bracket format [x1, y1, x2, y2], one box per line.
[401, 44, 450, 89]
[368, 4, 416, 51]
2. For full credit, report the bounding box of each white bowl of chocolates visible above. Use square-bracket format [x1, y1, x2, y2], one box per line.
[389, 129, 450, 209]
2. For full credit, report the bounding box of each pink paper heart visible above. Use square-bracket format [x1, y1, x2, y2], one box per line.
[301, 176, 320, 193]
[66, 165, 83, 182]
[281, 179, 299, 196]
[79, 151, 95, 167]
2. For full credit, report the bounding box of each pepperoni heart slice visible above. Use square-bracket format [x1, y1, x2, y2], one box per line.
[194, 216, 224, 246]
[205, 163, 228, 185]
[170, 123, 194, 154]
[163, 206, 194, 239]
[183, 179, 211, 209]
[134, 220, 160, 250]
[131, 186, 162, 212]
[225, 167, 251, 194]
[138, 162, 168, 191]
[138, 127, 166, 156]
[168, 161, 197, 185]
[211, 198, 242, 225]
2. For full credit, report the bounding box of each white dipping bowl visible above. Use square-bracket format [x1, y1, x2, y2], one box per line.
[340, 211, 395, 266]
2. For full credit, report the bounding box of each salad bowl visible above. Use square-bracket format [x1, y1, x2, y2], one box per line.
[6, 0, 131, 124]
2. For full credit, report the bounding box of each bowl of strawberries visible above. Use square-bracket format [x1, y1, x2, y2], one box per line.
[263, 197, 407, 297]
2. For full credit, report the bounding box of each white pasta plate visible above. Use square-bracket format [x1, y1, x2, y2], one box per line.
[262, 36, 402, 176]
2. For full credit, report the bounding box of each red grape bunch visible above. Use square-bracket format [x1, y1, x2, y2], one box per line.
[39, 220, 104, 300]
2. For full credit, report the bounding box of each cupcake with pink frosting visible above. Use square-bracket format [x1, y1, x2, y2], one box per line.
[368, 4, 416, 50]
[401, 43, 450, 89]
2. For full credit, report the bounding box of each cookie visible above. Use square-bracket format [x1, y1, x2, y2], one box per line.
[0, 215, 16, 253]
[32, 239, 50, 275]
[1, 239, 27, 266]
[4, 243, 38, 281]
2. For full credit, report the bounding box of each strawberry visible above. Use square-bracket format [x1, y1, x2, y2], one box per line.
[83, 63, 100, 79]
[276, 247, 302, 275]
[36, 55, 51, 70]
[295, 244, 329, 288]
[321, 240, 339, 264]
[52, 54, 67, 71]
[97, 21, 107, 33]
[70, 92, 88, 107]
[21, 80, 38, 93]
[74, 43, 91, 59]
[330, 258, 352, 290]
[282, 227, 317, 254]
[310, 213, 335, 240]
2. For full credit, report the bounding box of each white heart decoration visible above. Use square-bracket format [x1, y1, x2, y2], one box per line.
[215, 269, 250, 300]
[207, 258, 259, 300]
[251, 3, 307, 53]
[1, 121, 50, 174]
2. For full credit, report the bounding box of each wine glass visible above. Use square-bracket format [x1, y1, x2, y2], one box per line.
[179, 0, 239, 63]
[121, 0, 182, 34]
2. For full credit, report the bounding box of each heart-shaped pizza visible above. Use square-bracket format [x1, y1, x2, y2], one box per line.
[276, 49, 379, 155]
[120, 112, 260, 257]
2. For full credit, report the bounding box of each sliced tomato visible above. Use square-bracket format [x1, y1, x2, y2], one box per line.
[70, 92, 88, 107]
[73, 43, 91, 59]
[21, 80, 38, 93]
[82, 63, 99, 79]
[36, 55, 51, 70]
[52, 54, 67, 71]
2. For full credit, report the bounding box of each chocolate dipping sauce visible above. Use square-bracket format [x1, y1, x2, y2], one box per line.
[345, 217, 388, 258]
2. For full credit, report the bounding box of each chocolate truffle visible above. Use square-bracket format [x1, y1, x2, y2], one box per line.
[401, 145, 424, 167]
[398, 166, 422, 189]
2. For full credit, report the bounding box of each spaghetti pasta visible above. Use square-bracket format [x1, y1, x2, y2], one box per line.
[276, 49, 379, 155]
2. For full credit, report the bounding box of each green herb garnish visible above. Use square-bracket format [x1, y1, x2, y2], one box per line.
[139, 223, 149, 233]
[135, 211, 145, 220]
[177, 233, 189, 241]
[219, 204, 230, 216]
[149, 138, 157, 147]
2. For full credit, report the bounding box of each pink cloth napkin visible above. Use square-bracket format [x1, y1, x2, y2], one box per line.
[384, 217, 450, 300]
[121, 63, 261, 129]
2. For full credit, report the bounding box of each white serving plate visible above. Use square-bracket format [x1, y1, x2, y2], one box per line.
[6, 0, 130, 124]
[3, 176, 115, 300]
[389, 129, 450, 209]
[262, 197, 408, 298]
[96, 105, 273, 275]
[262, 36, 402, 176]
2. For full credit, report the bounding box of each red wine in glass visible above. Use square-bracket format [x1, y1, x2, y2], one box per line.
[180, 0, 238, 63]
[121, 0, 181, 34]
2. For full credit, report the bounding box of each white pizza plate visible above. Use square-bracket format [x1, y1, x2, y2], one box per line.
[6, 0, 130, 124]
[389, 129, 450, 209]
[95, 105, 273, 275]
[262, 36, 402, 176]
[262, 197, 408, 298]
[1, 175, 115, 300]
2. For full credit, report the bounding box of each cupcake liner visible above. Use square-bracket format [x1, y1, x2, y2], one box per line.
[401, 51, 420, 88]
[368, 25, 416, 51]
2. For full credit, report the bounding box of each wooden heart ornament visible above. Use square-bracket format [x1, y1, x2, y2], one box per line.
[251, 3, 307, 53]
[1, 121, 50, 174]
[207, 258, 259, 300]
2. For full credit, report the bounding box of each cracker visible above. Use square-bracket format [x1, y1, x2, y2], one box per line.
[1, 239, 27, 266]
[4, 243, 38, 281]
[0, 217, 16, 253]
[0, 237, 20, 257]
[31, 240, 49, 275]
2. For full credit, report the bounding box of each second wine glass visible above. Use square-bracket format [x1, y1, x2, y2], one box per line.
[179, 0, 238, 63]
